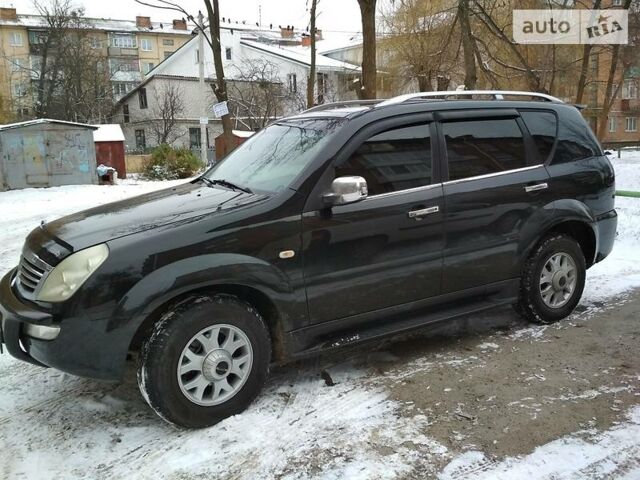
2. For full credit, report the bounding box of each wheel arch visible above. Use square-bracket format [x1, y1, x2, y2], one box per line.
[128, 283, 289, 363]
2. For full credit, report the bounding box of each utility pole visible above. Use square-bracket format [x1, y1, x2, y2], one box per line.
[198, 10, 208, 167]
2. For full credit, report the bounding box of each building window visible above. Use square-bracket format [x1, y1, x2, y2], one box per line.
[287, 73, 297, 93]
[225, 47, 232, 60]
[622, 80, 638, 99]
[163, 38, 174, 46]
[11, 58, 25, 72]
[626, 117, 638, 132]
[195, 49, 200, 63]
[113, 82, 135, 97]
[613, 0, 623, 5]
[9, 32, 23, 47]
[139, 88, 148, 109]
[609, 117, 617, 133]
[140, 38, 153, 51]
[123, 104, 130, 123]
[90, 36, 101, 49]
[111, 34, 137, 48]
[135, 129, 146, 150]
[142, 62, 155, 74]
[164, 51, 174, 59]
[189, 128, 202, 148]
[13, 83, 27, 97]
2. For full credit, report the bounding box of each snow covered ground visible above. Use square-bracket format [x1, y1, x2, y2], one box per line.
[0, 151, 639, 479]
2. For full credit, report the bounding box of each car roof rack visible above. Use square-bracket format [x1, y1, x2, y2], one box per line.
[304, 99, 381, 113]
[376, 90, 564, 108]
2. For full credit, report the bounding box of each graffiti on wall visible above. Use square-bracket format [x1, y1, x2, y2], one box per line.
[50, 132, 90, 175]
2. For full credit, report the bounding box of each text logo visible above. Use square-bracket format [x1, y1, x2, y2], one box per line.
[514, 10, 628, 45]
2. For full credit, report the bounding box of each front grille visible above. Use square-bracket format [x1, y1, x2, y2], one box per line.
[17, 251, 51, 296]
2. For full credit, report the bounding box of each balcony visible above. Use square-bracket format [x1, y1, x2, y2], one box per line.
[108, 46, 139, 57]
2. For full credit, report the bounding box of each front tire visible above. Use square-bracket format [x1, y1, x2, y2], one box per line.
[137, 294, 271, 428]
[515, 234, 586, 324]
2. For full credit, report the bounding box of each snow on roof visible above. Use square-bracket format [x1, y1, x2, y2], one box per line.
[316, 36, 363, 56]
[93, 124, 125, 142]
[0, 14, 193, 35]
[240, 40, 360, 72]
[0, 119, 98, 132]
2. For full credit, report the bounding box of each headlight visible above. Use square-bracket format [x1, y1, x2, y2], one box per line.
[37, 244, 109, 302]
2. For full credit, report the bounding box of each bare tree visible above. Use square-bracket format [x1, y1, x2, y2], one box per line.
[357, 0, 377, 99]
[228, 58, 285, 130]
[135, 0, 234, 141]
[147, 82, 185, 145]
[596, 0, 636, 139]
[4, 0, 114, 122]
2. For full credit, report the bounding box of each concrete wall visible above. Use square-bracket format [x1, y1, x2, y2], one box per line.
[0, 123, 98, 190]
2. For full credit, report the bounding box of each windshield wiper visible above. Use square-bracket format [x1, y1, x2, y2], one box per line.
[206, 178, 252, 194]
[199, 176, 216, 188]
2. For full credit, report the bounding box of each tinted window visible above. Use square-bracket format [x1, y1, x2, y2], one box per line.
[552, 115, 600, 164]
[205, 119, 343, 193]
[335, 124, 432, 196]
[443, 119, 525, 181]
[521, 111, 557, 163]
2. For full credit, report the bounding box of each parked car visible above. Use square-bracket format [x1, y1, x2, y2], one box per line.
[0, 91, 616, 428]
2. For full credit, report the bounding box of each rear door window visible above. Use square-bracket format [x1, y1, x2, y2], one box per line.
[520, 110, 557, 163]
[335, 123, 432, 196]
[442, 119, 526, 181]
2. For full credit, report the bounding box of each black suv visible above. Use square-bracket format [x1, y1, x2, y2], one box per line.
[0, 91, 616, 428]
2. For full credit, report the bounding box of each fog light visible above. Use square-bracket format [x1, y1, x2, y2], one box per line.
[24, 324, 60, 340]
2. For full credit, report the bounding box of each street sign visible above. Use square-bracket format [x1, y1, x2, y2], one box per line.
[213, 101, 229, 118]
[199, 117, 209, 125]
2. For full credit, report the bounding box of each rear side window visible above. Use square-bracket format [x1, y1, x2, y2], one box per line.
[335, 124, 432, 196]
[521, 111, 557, 163]
[552, 114, 600, 164]
[442, 119, 526, 181]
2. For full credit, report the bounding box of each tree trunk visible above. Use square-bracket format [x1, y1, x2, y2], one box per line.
[307, 0, 318, 109]
[597, 45, 623, 140]
[575, 0, 602, 104]
[357, 0, 377, 99]
[458, 0, 476, 90]
[203, 0, 233, 138]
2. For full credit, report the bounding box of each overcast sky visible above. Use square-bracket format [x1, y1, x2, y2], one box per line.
[9, 0, 366, 36]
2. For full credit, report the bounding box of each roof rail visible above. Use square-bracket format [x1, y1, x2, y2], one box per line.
[376, 90, 564, 108]
[304, 99, 380, 113]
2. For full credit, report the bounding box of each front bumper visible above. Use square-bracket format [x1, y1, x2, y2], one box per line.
[0, 268, 50, 367]
[0, 268, 126, 380]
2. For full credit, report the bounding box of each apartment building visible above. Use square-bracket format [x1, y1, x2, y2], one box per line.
[0, 7, 192, 121]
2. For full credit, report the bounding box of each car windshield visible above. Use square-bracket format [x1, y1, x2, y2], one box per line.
[204, 118, 344, 194]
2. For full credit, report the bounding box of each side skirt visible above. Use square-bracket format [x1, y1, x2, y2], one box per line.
[285, 278, 519, 359]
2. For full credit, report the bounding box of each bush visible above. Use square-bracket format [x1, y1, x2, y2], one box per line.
[143, 144, 203, 180]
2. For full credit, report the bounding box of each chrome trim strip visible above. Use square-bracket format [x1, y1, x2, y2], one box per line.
[365, 182, 442, 201]
[442, 165, 545, 186]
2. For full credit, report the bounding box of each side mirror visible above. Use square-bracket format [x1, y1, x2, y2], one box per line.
[322, 176, 368, 206]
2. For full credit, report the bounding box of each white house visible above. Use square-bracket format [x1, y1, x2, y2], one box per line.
[111, 25, 361, 153]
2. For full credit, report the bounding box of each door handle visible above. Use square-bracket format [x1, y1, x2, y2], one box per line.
[408, 206, 439, 219]
[524, 182, 548, 193]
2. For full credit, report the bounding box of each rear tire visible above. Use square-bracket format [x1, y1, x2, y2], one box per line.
[515, 234, 586, 324]
[137, 294, 271, 428]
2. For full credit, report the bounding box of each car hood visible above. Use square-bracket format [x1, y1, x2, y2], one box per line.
[43, 181, 269, 252]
